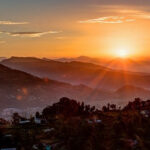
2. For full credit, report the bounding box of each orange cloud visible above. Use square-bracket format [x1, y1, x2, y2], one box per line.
[79, 16, 135, 24]
[0, 21, 28, 25]
[2, 31, 60, 38]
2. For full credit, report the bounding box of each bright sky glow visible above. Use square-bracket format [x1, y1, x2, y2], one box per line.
[0, 0, 150, 58]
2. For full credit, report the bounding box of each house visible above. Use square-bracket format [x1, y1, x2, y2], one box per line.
[87, 119, 102, 124]
[140, 110, 149, 117]
[32, 144, 38, 150]
[0, 148, 17, 150]
[87, 120, 93, 124]
[43, 128, 55, 133]
[34, 117, 41, 124]
[4, 134, 13, 137]
[95, 120, 102, 123]
[19, 120, 30, 124]
[32, 143, 51, 150]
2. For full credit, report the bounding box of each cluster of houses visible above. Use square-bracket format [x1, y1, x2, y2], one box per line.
[19, 117, 43, 125]
[0, 126, 55, 150]
[140, 110, 150, 118]
[0, 115, 54, 150]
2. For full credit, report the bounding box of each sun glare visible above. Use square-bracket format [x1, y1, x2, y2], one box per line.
[116, 49, 128, 58]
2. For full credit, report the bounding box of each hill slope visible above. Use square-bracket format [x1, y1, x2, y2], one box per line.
[0, 64, 112, 110]
[115, 85, 150, 99]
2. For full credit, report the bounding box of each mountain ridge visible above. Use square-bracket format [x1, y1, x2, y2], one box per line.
[2, 57, 150, 91]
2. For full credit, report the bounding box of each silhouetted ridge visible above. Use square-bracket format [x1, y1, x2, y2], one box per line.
[3, 57, 150, 90]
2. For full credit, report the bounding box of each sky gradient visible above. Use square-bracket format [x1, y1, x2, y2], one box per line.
[1, 0, 150, 58]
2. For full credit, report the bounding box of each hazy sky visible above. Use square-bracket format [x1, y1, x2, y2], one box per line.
[1, 0, 150, 58]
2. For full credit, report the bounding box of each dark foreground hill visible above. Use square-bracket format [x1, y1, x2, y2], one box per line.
[1, 97, 150, 150]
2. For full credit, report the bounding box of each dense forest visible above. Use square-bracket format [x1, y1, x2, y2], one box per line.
[1, 97, 150, 150]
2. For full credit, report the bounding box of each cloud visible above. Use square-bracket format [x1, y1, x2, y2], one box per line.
[0, 21, 28, 25]
[2, 31, 60, 38]
[79, 5, 150, 24]
[79, 16, 135, 24]
[55, 36, 66, 40]
[118, 9, 150, 19]
[130, 12, 150, 20]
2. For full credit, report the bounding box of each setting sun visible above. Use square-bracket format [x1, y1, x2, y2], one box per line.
[116, 49, 129, 58]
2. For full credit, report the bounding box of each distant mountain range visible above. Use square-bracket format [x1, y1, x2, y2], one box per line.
[0, 57, 7, 62]
[53, 56, 103, 63]
[115, 85, 150, 99]
[2, 57, 150, 91]
[54, 56, 150, 73]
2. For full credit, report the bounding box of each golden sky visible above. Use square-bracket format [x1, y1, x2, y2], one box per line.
[1, 1, 150, 59]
